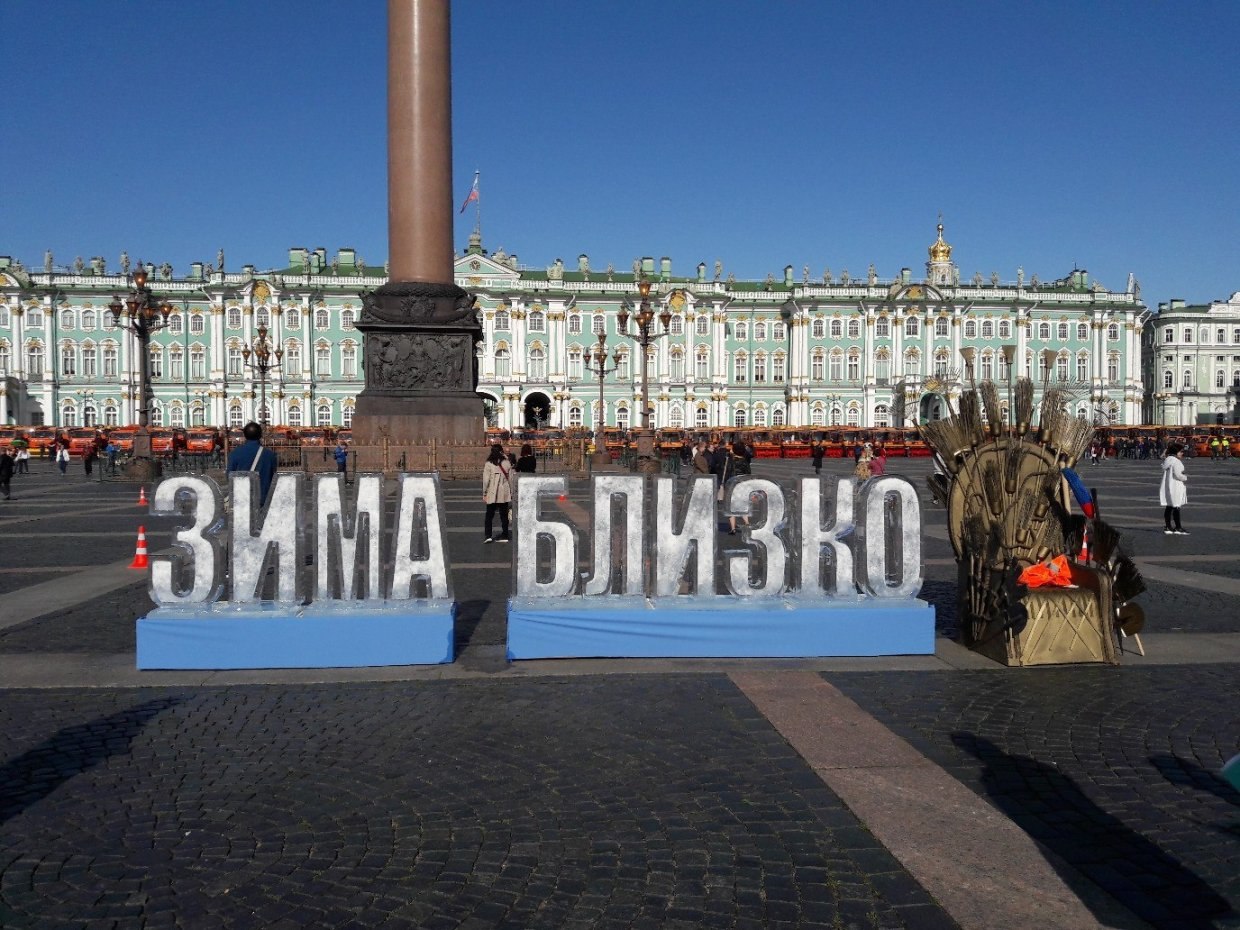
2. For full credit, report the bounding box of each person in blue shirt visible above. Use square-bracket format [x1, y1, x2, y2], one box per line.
[333, 441, 349, 474]
[226, 421, 278, 505]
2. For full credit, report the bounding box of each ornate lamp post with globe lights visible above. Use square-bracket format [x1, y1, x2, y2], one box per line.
[617, 275, 671, 474]
[109, 267, 172, 479]
[242, 323, 282, 426]
[586, 331, 622, 466]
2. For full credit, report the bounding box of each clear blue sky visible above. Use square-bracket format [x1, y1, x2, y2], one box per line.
[3, 0, 1236, 308]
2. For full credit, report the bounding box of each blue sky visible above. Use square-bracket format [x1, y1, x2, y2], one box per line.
[3, 0, 1236, 308]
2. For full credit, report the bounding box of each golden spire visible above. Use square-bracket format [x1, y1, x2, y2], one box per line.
[928, 221, 953, 263]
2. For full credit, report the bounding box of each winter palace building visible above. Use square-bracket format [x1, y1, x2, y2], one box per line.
[0, 226, 1152, 431]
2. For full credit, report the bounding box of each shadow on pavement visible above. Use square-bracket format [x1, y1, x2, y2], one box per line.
[952, 732, 1232, 930]
[1150, 753, 1240, 840]
[0, 698, 181, 827]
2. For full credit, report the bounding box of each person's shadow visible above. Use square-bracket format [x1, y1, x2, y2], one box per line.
[952, 732, 1233, 929]
[1150, 753, 1240, 840]
[1, 698, 180, 827]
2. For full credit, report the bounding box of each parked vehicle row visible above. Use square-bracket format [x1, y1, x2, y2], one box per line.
[0, 425, 350, 457]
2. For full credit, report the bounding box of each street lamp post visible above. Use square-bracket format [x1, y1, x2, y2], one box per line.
[109, 267, 172, 480]
[618, 275, 671, 474]
[242, 323, 282, 426]
[587, 331, 622, 467]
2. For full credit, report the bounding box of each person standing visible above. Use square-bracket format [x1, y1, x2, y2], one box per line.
[515, 443, 537, 474]
[481, 443, 514, 543]
[55, 440, 70, 476]
[15, 444, 29, 474]
[692, 441, 711, 475]
[226, 421, 278, 505]
[869, 445, 887, 477]
[0, 449, 13, 500]
[1160, 442, 1189, 535]
[810, 439, 825, 475]
[83, 444, 97, 478]
[105, 440, 118, 475]
[333, 440, 349, 474]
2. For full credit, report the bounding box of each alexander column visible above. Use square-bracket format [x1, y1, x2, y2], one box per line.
[352, 0, 483, 448]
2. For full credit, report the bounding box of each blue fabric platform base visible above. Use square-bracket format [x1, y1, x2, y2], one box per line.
[506, 596, 935, 660]
[136, 601, 456, 670]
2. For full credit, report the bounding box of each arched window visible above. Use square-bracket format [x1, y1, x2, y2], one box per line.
[342, 404, 355, 428]
[874, 404, 890, 428]
[190, 314, 206, 335]
[227, 344, 243, 376]
[903, 349, 920, 376]
[846, 406, 860, 426]
[60, 309, 75, 329]
[0, 343, 9, 372]
[228, 403, 244, 427]
[528, 310, 545, 332]
[227, 307, 242, 329]
[695, 407, 708, 428]
[341, 309, 354, 330]
[811, 350, 825, 381]
[169, 405, 184, 428]
[875, 317, 890, 338]
[812, 318, 825, 339]
[568, 314, 581, 334]
[287, 404, 303, 427]
[284, 309, 300, 329]
[312, 307, 328, 329]
[1107, 323, 1119, 341]
[1163, 370, 1173, 389]
[811, 404, 825, 427]
[847, 318, 860, 339]
[568, 404, 583, 427]
[998, 320, 1011, 339]
[1076, 355, 1089, 381]
[734, 408, 747, 427]
[771, 407, 785, 426]
[104, 404, 119, 426]
[1182, 369, 1192, 389]
[528, 347, 546, 381]
[342, 344, 357, 378]
[494, 309, 510, 330]
[830, 405, 842, 426]
[904, 316, 919, 337]
[735, 322, 748, 341]
[981, 320, 994, 339]
[61, 403, 77, 427]
[695, 348, 710, 380]
[754, 322, 767, 341]
[670, 350, 684, 382]
[1057, 322, 1069, 341]
[317, 403, 333, 426]
[875, 351, 890, 384]
[830, 319, 842, 338]
[593, 314, 606, 335]
[190, 404, 204, 427]
[734, 353, 748, 383]
[168, 313, 183, 335]
[669, 406, 684, 428]
[1038, 322, 1050, 340]
[964, 320, 977, 339]
[936, 317, 949, 337]
[81, 309, 96, 330]
[150, 404, 163, 427]
[256, 307, 270, 328]
[670, 315, 683, 335]
[1217, 370, 1226, 389]
[696, 315, 709, 335]
[753, 406, 767, 427]
[315, 343, 331, 376]
[773, 322, 786, 341]
[494, 347, 511, 378]
[616, 405, 629, 430]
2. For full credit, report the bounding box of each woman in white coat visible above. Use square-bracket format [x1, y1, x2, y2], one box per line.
[1160, 442, 1188, 535]
[481, 443, 514, 543]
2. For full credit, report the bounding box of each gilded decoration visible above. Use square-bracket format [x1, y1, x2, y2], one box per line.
[252, 282, 271, 301]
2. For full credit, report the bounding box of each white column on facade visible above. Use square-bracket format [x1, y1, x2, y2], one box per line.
[481, 310, 495, 380]
[713, 304, 727, 380]
[510, 299, 526, 382]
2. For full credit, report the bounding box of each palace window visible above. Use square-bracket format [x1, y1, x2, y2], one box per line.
[190, 314, 205, 335]
[227, 345, 242, 376]
[616, 406, 629, 429]
[285, 309, 300, 329]
[494, 310, 510, 330]
[753, 353, 766, 383]
[169, 349, 183, 381]
[981, 354, 993, 381]
[772, 407, 785, 426]
[998, 320, 1011, 338]
[964, 320, 976, 339]
[149, 348, 163, 379]
[61, 345, 75, 374]
[829, 353, 843, 381]
[191, 348, 206, 380]
[1055, 355, 1068, 381]
[670, 350, 684, 382]
[733, 408, 747, 427]
[830, 319, 842, 338]
[811, 405, 825, 427]
[1057, 322, 1069, 341]
[935, 354, 949, 377]
[528, 347, 546, 381]
[316, 344, 331, 376]
[168, 313, 183, 335]
[256, 307, 270, 328]
[875, 317, 890, 338]
[342, 344, 357, 378]
[227, 308, 242, 329]
[754, 322, 767, 341]
[169, 405, 184, 428]
[229, 404, 244, 427]
[0, 343, 9, 372]
[981, 320, 994, 339]
[568, 348, 582, 380]
[593, 314, 605, 336]
[287, 404, 303, 427]
[1107, 323, 1119, 341]
[341, 309, 354, 330]
[696, 407, 708, 428]
[28, 345, 43, 376]
[1183, 369, 1193, 389]
[1163, 370, 1173, 388]
[105, 405, 119, 427]
[1107, 355, 1119, 382]
[847, 354, 859, 381]
[568, 405, 583, 427]
[753, 406, 767, 427]
[773, 322, 786, 341]
[905, 317, 919, 337]
[1217, 370, 1226, 388]
[734, 353, 748, 382]
[848, 318, 860, 339]
[315, 308, 330, 329]
[81, 345, 97, 378]
[1183, 328, 1192, 343]
[528, 311, 545, 332]
[1076, 355, 1088, 381]
[696, 315, 709, 335]
[191, 405, 204, 427]
[670, 315, 683, 335]
[812, 318, 825, 339]
[811, 351, 824, 381]
[1164, 327, 1174, 343]
[81, 309, 96, 330]
[695, 348, 709, 380]
[61, 404, 77, 427]
[669, 406, 684, 428]
[494, 347, 511, 378]
[734, 322, 748, 341]
[616, 352, 630, 381]
[60, 309, 75, 329]
[773, 354, 786, 382]
[874, 404, 890, 428]
[283, 343, 300, 377]
[875, 355, 890, 384]
[904, 351, 919, 376]
[317, 403, 332, 427]
[1077, 323, 1089, 341]
[1038, 322, 1051, 340]
[846, 406, 859, 427]
[936, 317, 950, 337]
[568, 314, 581, 335]
[27, 310, 43, 327]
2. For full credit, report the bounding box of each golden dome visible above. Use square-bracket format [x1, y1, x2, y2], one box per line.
[928, 223, 953, 263]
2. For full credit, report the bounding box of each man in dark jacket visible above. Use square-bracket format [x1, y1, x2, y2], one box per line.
[0, 449, 13, 500]
[226, 421, 278, 505]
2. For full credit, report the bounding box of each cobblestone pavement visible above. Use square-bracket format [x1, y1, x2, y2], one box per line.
[2, 456, 1238, 928]
[829, 666, 1240, 930]
[0, 677, 955, 930]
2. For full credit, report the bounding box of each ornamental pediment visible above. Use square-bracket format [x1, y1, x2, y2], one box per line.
[454, 254, 520, 280]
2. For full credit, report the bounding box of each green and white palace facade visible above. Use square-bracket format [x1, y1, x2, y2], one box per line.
[0, 226, 1152, 431]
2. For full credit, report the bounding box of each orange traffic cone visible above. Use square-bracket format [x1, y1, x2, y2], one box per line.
[129, 526, 149, 570]
[1077, 527, 1089, 563]
[137, 486, 148, 506]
